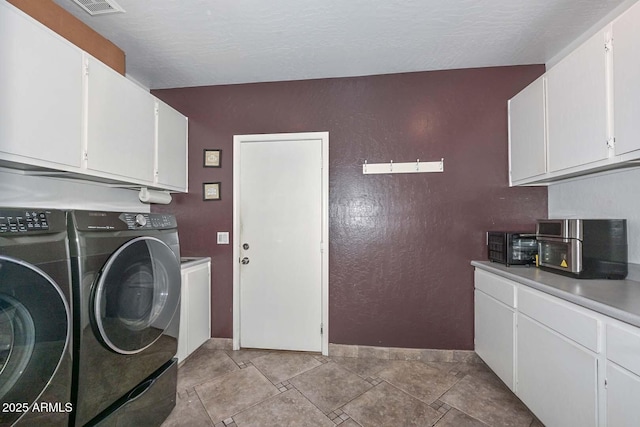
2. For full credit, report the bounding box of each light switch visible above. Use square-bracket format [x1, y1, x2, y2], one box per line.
[217, 231, 229, 245]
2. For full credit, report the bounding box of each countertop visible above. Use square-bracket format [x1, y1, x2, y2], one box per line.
[471, 261, 640, 328]
[180, 257, 211, 268]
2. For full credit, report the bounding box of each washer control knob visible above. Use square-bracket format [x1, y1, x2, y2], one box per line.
[135, 214, 147, 227]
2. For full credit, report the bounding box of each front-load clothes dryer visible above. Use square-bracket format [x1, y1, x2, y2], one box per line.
[68, 211, 181, 426]
[0, 208, 72, 427]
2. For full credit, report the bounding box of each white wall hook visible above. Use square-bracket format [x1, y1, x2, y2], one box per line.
[362, 158, 444, 175]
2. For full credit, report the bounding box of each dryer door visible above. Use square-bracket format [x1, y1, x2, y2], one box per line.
[0, 256, 70, 426]
[93, 236, 180, 354]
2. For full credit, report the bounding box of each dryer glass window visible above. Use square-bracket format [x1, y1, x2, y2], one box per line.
[94, 237, 180, 354]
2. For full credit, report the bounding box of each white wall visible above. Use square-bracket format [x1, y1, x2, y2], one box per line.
[0, 169, 149, 212]
[548, 168, 640, 264]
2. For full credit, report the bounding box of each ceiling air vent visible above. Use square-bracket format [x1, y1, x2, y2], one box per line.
[71, 0, 125, 16]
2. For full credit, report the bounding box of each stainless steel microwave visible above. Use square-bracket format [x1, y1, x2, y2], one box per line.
[536, 219, 627, 279]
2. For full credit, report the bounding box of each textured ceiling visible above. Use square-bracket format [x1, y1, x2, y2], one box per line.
[54, 0, 633, 89]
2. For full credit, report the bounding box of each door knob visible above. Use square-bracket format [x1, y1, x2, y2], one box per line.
[241, 257, 250, 265]
[242, 243, 250, 250]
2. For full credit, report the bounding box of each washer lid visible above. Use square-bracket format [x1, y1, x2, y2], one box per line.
[0, 256, 70, 426]
[93, 236, 181, 355]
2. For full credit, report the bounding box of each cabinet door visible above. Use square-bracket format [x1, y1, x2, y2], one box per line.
[546, 30, 610, 173]
[474, 290, 515, 390]
[612, 1, 640, 157]
[185, 263, 211, 354]
[86, 56, 155, 183]
[508, 77, 546, 184]
[517, 314, 598, 427]
[607, 363, 640, 427]
[176, 270, 189, 363]
[0, 3, 83, 169]
[156, 100, 188, 191]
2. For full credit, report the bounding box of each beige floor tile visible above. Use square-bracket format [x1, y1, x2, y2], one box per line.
[195, 366, 279, 423]
[251, 351, 322, 383]
[161, 392, 213, 427]
[440, 372, 534, 427]
[331, 356, 391, 378]
[224, 348, 273, 363]
[232, 389, 334, 427]
[451, 360, 492, 376]
[339, 419, 362, 427]
[529, 416, 545, 427]
[434, 408, 489, 426]
[377, 360, 460, 404]
[290, 362, 372, 413]
[177, 348, 239, 391]
[343, 382, 441, 427]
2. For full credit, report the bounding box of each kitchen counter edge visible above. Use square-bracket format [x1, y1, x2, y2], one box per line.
[471, 260, 640, 328]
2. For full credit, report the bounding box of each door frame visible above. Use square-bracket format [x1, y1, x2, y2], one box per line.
[233, 131, 329, 355]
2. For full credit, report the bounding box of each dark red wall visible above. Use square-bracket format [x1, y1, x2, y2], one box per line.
[153, 65, 547, 350]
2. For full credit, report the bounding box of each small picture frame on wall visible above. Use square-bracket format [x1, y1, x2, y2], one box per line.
[203, 182, 221, 201]
[203, 149, 222, 167]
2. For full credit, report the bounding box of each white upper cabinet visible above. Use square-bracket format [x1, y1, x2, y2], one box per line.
[156, 100, 188, 191]
[0, 2, 83, 170]
[508, 77, 546, 184]
[85, 56, 156, 184]
[0, 2, 189, 193]
[546, 29, 611, 173]
[612, 1, 640, 158]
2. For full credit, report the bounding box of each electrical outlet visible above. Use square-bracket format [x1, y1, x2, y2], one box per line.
[217, 232, 229, 244]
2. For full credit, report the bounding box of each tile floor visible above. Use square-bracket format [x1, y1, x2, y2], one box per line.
[162, 343, 543, 427]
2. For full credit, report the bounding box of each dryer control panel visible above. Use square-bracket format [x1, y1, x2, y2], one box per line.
[120, 213, 177, 230]
[0, 209, 50, 233]
[71, 211, 178, 231]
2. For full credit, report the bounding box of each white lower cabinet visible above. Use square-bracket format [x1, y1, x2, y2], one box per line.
[517, 313, 598, 427]
[607, 363, 640, 427]
[475, 290, 515, 390]
[606, 323, 640, 426]
[474, 267, 640, 426]
[177, 259, 211, 363]
[474, 270, 516, 390]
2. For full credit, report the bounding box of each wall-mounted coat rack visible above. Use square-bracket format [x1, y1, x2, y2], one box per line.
[362, 158, 444, 175]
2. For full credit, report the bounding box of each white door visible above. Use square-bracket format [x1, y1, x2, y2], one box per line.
[236, 133, 326, 352]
